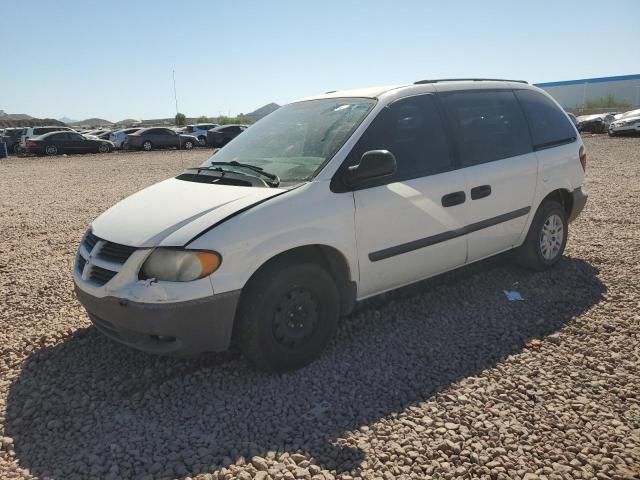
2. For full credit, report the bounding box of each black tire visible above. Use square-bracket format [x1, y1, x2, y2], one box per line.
[142, 140, 153, 151]
[12, 143, 21, 154]
[45, 144, 58, 156]
[235, 261, 340, 372]
[608, 129, 616, 137]
[515, 200, 568, 271]
[183, 140, 194, 150]
[98, 143, 111, 153]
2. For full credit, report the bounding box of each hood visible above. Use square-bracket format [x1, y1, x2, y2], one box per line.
[91, 178, 287, 247]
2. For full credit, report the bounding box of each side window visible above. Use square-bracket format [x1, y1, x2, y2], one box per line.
[514, 89, 576, 149]
[146, 129, 159, 135]
[439, 90, 531, 167]
[70, 133, 85, 141]
[347, 94, 453, 182]
[51, 133, 68, 141]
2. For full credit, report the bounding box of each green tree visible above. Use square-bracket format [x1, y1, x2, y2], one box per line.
[175, 112, 186, 126]
[197, 115, 211, 123]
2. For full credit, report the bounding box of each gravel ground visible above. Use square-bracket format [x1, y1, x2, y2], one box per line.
[0, 137, 638, 480]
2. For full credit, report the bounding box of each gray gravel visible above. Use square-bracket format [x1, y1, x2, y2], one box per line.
[0, 137, 639, 480]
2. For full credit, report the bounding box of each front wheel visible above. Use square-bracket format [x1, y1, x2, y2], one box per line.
[608, 129, 616, 137]
[98, 143, 110, 153]
[183, 140, 194, 150]
[197, 136, 206, 146]
[515, 200, 567, 271]
[235, 262, 340, 372]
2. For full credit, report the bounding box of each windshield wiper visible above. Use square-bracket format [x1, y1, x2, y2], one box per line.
[208, 161, 280, 184]
[192, 163, 280, 187]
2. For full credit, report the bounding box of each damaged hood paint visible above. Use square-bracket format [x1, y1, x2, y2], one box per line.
[91, 178, 287, 247]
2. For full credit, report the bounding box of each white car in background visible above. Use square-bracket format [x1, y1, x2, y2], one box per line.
[110, 128, 142, 149]
[185, 123, 219, 146]
[608, 109, 640, 136]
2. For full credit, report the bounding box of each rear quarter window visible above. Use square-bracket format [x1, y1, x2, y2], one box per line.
[514, 89, 576, 149]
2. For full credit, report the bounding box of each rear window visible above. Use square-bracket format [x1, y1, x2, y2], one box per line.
[440, 90, 531, 167]
[514, 89, 576, 149]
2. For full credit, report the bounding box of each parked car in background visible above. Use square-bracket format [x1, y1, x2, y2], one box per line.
[124, 127, 198, 151]
[95, 130, 114, 140]
[20, 126, 75, 148]
[576, 114, 606, 133]
[185, 124, 219, 146]
[608, 109, 640, 136]
[206, 124, 248, 147]
[25, 131, 113, 155]
[110, 127, 141, 149]
[73, 79, 587, 371]
[1, 127, 25, 153]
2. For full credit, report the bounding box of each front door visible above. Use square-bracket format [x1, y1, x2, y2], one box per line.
[348, 94, 468, 298]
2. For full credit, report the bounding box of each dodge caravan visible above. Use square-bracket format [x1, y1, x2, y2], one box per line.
[74, 79, 588, 371]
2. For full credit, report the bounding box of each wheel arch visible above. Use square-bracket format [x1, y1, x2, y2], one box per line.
[240, 244, 356, 316]
[540, 188, 573, 218]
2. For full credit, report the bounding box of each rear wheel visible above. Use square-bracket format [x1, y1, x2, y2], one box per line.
[142, 141, 152, 151]
[45, 145, 58, 156]
[236, 261, 340, 372]
[515, 200, 567, 271]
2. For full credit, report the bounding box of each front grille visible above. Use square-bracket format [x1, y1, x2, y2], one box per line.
[98, 241, 137, 264]
[77, 229, 138, 286]
[89, 265, 118, 285]
[83, 230, 99, 251]
[77, 255, 86, 274]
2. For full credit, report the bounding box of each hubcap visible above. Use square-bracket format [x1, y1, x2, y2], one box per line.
[144, 142, 151, 150]
[272, 288, 319, 349]
[540, 213, 564, 260]
[46, 146, 56, 154]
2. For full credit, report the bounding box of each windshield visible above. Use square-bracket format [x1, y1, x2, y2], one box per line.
[201, 98, 376, 183]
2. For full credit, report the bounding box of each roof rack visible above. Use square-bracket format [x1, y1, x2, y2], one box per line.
[414, 78, 528, 85]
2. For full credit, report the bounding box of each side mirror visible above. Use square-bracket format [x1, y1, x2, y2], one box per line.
[346, 150, 397, 186]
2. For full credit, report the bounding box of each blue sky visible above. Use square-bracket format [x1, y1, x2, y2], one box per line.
[2, 0, 639, 122]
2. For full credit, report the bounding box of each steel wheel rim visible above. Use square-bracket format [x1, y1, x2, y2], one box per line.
[46, 146, 57, 155]
[272, 287, 319, 349]
[143, 142, 151, 151]
[540, 213, 564, 260]
[186, 141, 193, 149]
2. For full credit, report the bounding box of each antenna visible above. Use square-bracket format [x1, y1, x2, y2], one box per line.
[173, 69, 185, 169]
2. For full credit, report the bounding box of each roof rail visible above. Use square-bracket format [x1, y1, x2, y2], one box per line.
[414, 78, 528, 85]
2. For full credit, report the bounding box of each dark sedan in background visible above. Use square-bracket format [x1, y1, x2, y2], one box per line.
[124, 127, 198, 151]
[206, 124, 248, 147]
[25, 131, 114, 155]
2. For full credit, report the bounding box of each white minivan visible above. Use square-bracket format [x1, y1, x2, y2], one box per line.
[74, 79, 588, 371]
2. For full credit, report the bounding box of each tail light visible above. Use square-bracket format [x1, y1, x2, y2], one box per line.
[579, 146, 587, 172]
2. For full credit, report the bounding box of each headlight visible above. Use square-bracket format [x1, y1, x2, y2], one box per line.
[141, 249, 221, 282]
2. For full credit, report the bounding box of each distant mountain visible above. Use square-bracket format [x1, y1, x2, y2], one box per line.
[244, 103, 280, 122]
[58, 116, 78, 124]
[0, 110, 34, 120]
[70, 118, 114, 126]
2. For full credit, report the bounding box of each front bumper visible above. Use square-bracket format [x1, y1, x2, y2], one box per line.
[75, 286, 241, 355]
[569, 186, 588, 223]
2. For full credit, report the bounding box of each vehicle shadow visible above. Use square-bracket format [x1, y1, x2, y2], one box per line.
[5, 255, 605, 479]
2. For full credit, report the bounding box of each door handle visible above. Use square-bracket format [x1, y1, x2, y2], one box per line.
[471, 185, 492, 200]
[441, 191, 466, 207]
